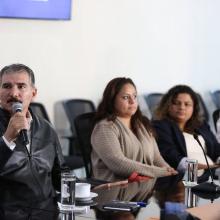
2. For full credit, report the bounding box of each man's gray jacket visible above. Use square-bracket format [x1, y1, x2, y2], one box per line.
[0, 108, 66, 209]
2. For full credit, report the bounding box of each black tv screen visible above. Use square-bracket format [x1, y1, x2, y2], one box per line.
[0, 0, 72, 20]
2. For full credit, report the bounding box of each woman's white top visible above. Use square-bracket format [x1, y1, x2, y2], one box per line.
[182, 132, 214, 175]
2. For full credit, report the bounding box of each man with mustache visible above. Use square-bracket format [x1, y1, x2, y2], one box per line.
[0, 64, 66, 220]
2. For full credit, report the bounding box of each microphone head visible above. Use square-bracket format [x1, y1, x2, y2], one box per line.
[12, 102, 23, 113]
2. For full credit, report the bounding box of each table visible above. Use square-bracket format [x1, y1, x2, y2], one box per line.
[3, 174, 219, 220]
[59, 174, 220, 220]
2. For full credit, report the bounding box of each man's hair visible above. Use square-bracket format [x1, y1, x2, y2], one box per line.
[0, 63, 35, 85]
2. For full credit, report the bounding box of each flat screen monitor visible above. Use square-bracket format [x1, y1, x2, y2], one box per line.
[0, 0, 72, 20]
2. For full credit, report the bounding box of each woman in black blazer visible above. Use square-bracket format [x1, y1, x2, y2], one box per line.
[152, 85, 220, 180]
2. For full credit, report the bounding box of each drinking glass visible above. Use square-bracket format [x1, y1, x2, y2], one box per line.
[60, 172, 76, 211]
[185, 159, 198, 186]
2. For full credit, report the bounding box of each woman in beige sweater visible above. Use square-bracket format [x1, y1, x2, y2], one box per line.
[91, 77, 177, 181]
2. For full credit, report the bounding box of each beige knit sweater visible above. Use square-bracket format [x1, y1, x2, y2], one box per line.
[91, 118, 170, 181]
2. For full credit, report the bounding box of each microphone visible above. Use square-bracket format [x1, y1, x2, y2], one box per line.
[12, 102, 29, 145]
[192, 132, 220, 194]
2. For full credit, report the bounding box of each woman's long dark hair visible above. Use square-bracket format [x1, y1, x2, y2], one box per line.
[95, 77, 153, 136]
[154, 85, 203, 133]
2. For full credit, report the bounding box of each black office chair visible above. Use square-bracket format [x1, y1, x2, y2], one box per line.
[30, 102, 84, 170]
[197, 93, 209, 122]
[59, 99, 96, 172]
[211, 90, 220, 109]
[29, 102, 51, 122]
[74, 112, 96, 178]
[144, 93, 163, 118]
[74, 112, 109, 186]
[212, 109, 220, 132]
[62, 99, 96, 156]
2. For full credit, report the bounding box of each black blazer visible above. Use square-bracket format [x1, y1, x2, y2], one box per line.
[152, 119, 220, 169]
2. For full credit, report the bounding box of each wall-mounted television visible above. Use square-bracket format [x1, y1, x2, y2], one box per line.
[0, 0, 72, 20]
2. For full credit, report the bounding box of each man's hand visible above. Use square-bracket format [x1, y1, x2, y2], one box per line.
[3, 111, 30, 142]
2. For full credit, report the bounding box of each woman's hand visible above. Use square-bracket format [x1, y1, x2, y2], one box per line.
[166, 167, 178, 175]
[198, 163, 220, 170]
[198, 163, 208, 170]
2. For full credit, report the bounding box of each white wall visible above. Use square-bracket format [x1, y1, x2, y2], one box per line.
[0, 0, 220, 122]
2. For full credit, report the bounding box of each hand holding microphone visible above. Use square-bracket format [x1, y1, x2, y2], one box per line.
[4, 102, 29, 145]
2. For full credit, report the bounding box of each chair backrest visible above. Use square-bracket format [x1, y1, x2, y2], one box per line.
[61, 99, 96, 156]
[144, 93, 163, 118]
[62, 99, 96, 135]
[197, 93, 209, 122]
[212, 109, 220, 132]
[211, 90, 220, 109]
[29, 102, 50, 122]
[74, 112, 96, 178]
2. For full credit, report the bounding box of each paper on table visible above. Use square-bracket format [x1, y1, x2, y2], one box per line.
[57, 202, 90, 214]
